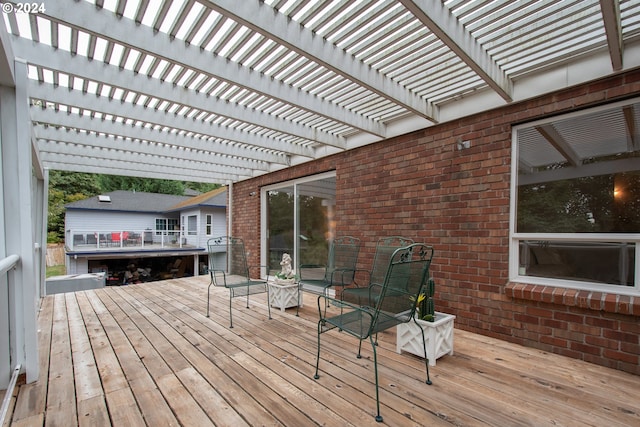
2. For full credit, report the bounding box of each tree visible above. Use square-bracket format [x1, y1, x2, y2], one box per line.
[96, 175, 185, 195]
[47, 171, 102, 242]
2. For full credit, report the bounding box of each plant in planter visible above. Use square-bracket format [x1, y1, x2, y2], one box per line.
[414, 277, 436, 322]
[399, 277, 455, 366]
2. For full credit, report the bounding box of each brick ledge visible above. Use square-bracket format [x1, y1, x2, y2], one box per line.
[506, 282, 640, 316]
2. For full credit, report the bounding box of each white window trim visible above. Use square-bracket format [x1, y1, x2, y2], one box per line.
[187, 215, 197, 236]
[206, 214, 213, 236]
[509, 99, 640, 296]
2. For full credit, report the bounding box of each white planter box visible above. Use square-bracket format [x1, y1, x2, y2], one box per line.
[268, 280, 302, 311]
[396, 312, 455, 366]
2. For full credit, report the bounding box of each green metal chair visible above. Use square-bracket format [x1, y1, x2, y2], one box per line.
[314, 243, 434, 423]
[297, 236, 361, 304]
[207, 236, 271, 328]
[342, 236, 414, 307]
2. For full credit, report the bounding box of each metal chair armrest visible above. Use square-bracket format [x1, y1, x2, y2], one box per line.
[317, 294, 373, 316]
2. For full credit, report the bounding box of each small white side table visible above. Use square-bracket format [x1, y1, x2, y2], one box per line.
[267, 280, 302, 312]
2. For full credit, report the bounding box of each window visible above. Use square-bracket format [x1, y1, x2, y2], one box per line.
[511, 98, 640, 293]
[187, 215, 197, 235]
[155, 218, 179, 235]
[206, 214, 212, 235]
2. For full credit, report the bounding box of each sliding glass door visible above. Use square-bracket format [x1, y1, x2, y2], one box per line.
[266, 185, 294, 272]
[262, 172, 336, 273]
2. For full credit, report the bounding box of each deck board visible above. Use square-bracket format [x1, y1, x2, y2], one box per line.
[6, 275, 640, 426]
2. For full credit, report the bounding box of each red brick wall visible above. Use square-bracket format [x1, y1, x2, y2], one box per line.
[231, 70, 640, 375]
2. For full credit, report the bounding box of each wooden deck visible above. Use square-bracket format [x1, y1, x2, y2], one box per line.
[3, 276, 640, 426]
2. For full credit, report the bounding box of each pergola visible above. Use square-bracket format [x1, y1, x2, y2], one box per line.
[1, 0, 639, 184]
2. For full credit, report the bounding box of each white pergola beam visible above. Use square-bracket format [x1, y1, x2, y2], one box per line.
[39, 0, 380, 139]
[42, 160, 225, 183]
[31, 110, 277, 169]
[38, 149, 243, 182]
[599, 0, 623, 71]
[399, 0, 512, 102]
[34, 125, 264, 174]
[29, 80, 315, 158]
[208, 0, 435, 122]
[14, 37, 332, 153]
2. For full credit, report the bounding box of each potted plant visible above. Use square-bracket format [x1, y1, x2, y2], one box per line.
[397, 277, 455, 366]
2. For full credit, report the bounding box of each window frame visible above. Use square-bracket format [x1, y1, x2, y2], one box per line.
[509, 99, 640, 296]
[205, 214, 213, 236]
[155, 218, 180, 236]
[187, 215, 197, 236]
[155, 218, 166, 236]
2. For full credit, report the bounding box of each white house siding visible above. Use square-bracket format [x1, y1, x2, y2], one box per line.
[66, 256, 88, 275]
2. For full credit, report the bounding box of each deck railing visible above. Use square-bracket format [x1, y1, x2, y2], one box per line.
[0, 254, 21, 422]
[0, 254, 19, 276]
[66, 229, 191, 251]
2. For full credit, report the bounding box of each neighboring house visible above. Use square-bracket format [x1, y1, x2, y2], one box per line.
[64, 188, 227, 284]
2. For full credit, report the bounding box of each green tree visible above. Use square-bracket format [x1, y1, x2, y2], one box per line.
[184, 181, 220, 193]
[50, 170, 102, 196]
[96, 175, 185, 195]
[47, 171, 102, 242]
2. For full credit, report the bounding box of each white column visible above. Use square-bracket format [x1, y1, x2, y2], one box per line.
[1, 59, 40, 383]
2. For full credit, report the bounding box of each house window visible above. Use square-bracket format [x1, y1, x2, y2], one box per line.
[511, 98, 640, 294]
[155, 218, 179, 235]
[188, 215, 197, 235]
[206, 214, 212, 235]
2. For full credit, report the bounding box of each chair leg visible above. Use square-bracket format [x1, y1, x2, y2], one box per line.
[314, 321, 322, 379]
[266, 286, 272, 320]
[229, 292, 234, 328]
[369, 335, 383, 423]
[418, 323, 432, 385]
[207, 280, 212, 317]
[357, 338, 363, 359]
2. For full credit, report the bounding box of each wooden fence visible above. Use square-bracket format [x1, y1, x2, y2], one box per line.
[46, 243, 65, 267]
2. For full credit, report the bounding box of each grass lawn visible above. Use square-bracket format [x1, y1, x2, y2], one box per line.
[46, 265, 66, 278]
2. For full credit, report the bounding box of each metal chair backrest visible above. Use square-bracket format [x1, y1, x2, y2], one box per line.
[369, 243, 434, 334]
[323, 236, 361, 284]
[206, 236, 271, 327]
[369, 236, 414, 286]
[208, 236, 250, 281]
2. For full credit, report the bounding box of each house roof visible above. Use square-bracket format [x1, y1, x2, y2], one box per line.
[65, 190, 193, 213]
[2, 1, 640, 184]
[168, 187, 228, 211]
